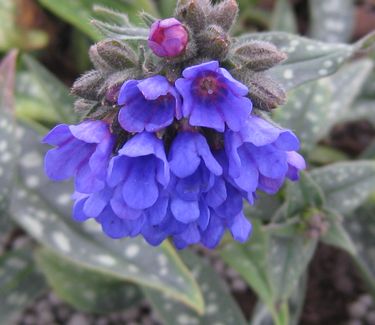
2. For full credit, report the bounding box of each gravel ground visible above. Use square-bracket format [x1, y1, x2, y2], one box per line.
[10, 294, 161, 325]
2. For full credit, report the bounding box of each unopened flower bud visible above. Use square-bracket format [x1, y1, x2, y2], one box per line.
[148, 18, 189, 58]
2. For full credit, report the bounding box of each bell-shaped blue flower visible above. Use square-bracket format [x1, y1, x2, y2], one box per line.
[175, 61, 252, 132]
[73, 189, 146, 239]
[225, 115, 306, 199]
[118, 75, 181, 133]
[107, 132, 170, 211]
[43, 120, 116, 194]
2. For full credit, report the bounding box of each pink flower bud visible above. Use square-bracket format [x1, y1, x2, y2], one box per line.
[148, 18, 189, 58]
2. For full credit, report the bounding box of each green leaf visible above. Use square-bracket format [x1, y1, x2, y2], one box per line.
[22, 55, 75, 124]
[36, 248, 142, 313]
[15, 72, 61, 123]
[244, 192, 283, 222]
[341, 99, 375, 126]
[361, 68, 375, 99]
[0, 50, 17, 213]
[324, 59, 373, 126]
[266, 230, 317, 302]
[274, 59, 373, 153]
[250, 273, 306, 325]
[10, 125, 204, 314]
[320, 210, 357, 256]
[0, 248, 47, 324]
[221, 220, 273, 305]
[10, 185, 204, 313]
[273, 79, 332, 152]
[271, 0, 297, 34]
[144, 251, 247, 325]
[309, 0, 355, 43]
[0, 0, 48, 51]
[91, 20, 149, 41]
[361, 138, 375, 159]
[309, 145, 348, 165]
[310, 161, 375, 215]
[221, 221, 316, 325]
[285, 172, 325, 217]
[288, 274, 307, 325]
[237, 31, 375, 90]
[38, 0, 158, 41]
[158, 0, 176, 18]
[344, 199, 375, 297]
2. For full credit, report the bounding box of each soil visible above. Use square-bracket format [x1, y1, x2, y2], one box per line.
[301, 244, 367, 325]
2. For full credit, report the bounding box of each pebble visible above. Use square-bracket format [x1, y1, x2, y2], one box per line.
[347, 320, 362, 325]
[12, 237, 32, 250]
[231, 278, 248, 292]
[359, 294, 373, 308]
[68, 314, 90, 325]
[366, 311, 375, 325]
[349, 301, 368, 319]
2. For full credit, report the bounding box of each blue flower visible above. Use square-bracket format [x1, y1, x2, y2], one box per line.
[73, 189, 146, 239]
[175, 61, 252, 132]
[118, 75, 181, 133]
[164, 131, 252, 249]
[224, 115, 306, 199]
[43, 120, 116, 194]
[107, 132, 170, 210]
[43, 58, 306, 249]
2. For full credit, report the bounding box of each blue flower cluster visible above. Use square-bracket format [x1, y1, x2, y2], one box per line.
[44, 60, 305, 249]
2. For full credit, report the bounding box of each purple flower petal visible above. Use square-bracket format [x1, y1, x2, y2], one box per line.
[122, 158, 159, 209]
[42, 124, 72, 146]
[110, 187, 143, 220]
[83, 187, 112, 217]
[171, 197, 200, 223]
[229, 212, 252, 243]
[137, 75, 170, 100]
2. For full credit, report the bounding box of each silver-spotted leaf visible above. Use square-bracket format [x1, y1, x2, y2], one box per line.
[0, 50, 17, 213]
[310, 161, 375, 215]
[36, 248, 143, 314]
[321, 210, 357, 256]
[220, 220, 273, 306]
[271, 0, 297, 34]
[0, 248, 47, 324]
[344, 199, 375, 297]
[22, 55, 76, 124]
[273, 78, 332, 152]
[309, 0, 355, 43]
[236, 32, 375, 90]
[144, 251, 247, 325]
[221, 221, 315, 324]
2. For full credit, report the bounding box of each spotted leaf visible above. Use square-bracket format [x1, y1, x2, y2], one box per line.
[236, 31, 375, 90]
[309, 0, 355, 43]
[274, 59, 373, 154]
[221, 221, 316, 324]
[273, 78, 332, 153]
[310, 161, 375, 215]
[0, 50, 17, 213]
[36, 248, 143, 313]
[344, 199, 375, 297]
[22, 55, 76, 124]
[144, 251, 247, 325]
[0, 248, 47, 324]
